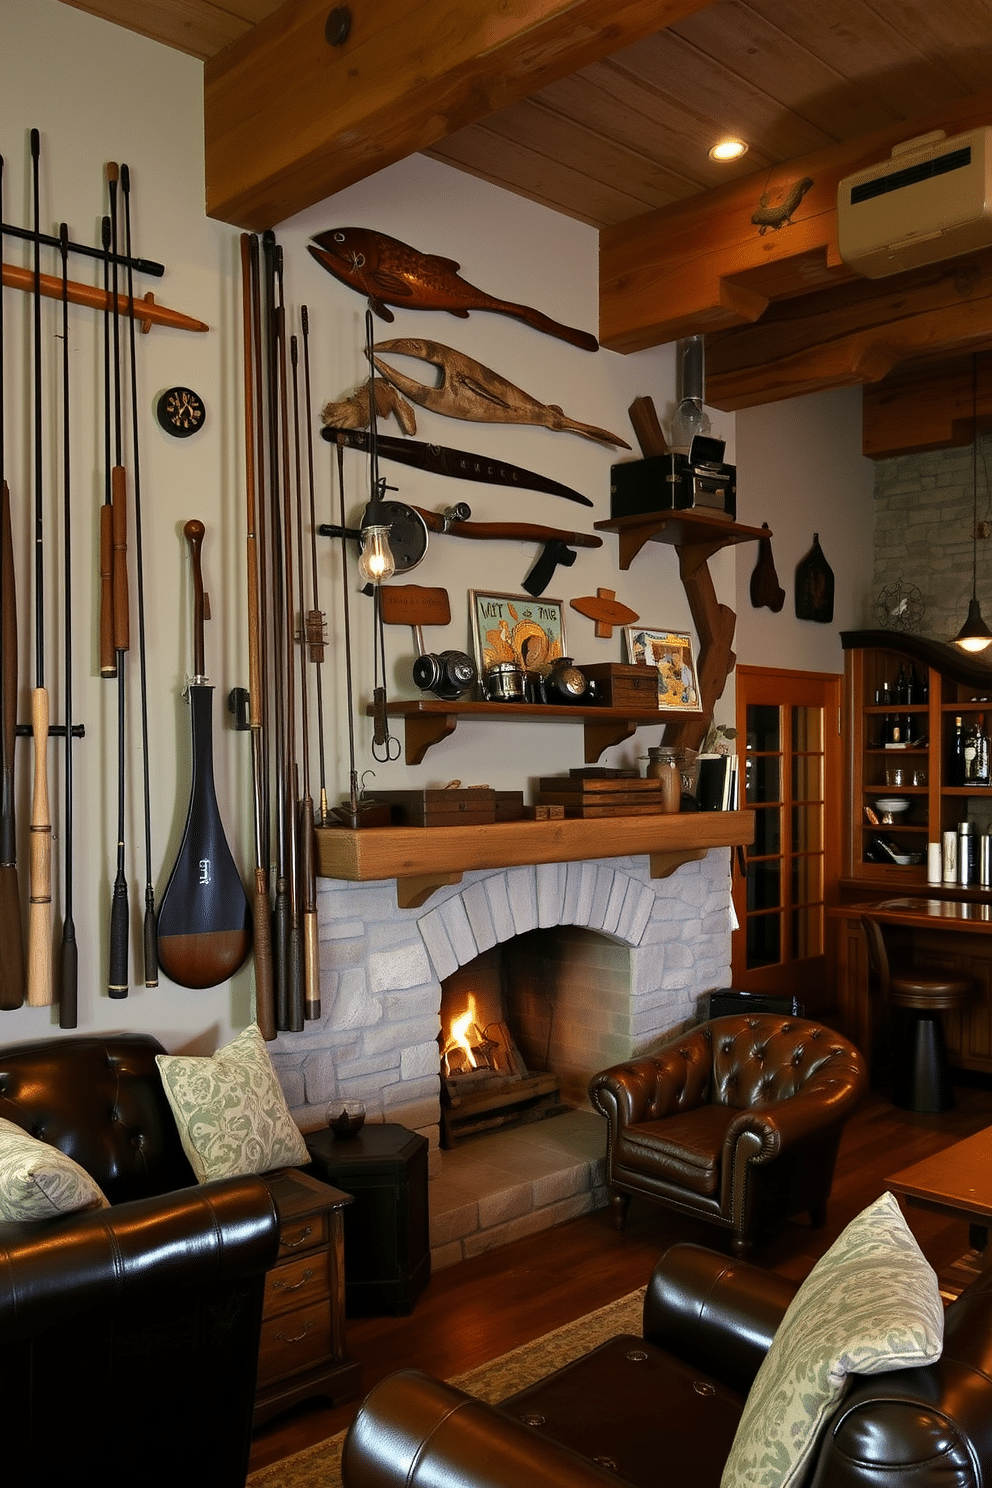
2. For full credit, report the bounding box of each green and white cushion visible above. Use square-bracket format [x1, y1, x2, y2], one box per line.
[0, 1117, 110, 1220]
[721, 1190, 944, 1488]
[156, 1022, 308, 1183]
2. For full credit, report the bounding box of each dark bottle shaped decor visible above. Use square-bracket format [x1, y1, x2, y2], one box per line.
[895, 666, 908, 704]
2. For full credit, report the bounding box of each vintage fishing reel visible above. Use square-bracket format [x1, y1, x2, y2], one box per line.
[413, 649, 477, 701]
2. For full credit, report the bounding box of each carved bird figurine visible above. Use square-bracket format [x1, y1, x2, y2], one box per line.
[369, 338, 631, 449]
[751, 177, 814, 234]
[308, 227, 599, 352]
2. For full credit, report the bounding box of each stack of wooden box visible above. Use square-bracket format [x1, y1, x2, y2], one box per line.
[535, 771, 672, 818]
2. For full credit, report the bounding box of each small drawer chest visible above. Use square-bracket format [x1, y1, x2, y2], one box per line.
[254, 1167, 360, 1425]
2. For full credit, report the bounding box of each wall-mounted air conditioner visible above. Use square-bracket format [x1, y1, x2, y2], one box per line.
[837, 127, 992, 277]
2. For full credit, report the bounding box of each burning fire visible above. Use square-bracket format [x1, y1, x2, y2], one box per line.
[441, 994, 499, 1077]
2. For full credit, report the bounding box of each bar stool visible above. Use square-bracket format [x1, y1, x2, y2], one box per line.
[860, 915, 972, 1112]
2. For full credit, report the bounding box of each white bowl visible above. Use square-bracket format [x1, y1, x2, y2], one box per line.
[874, 797, 910, 814]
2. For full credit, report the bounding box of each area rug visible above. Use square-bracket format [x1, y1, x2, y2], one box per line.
[248, 1287, 646, 1488]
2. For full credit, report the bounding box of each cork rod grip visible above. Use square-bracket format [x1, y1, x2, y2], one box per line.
[26, 686, 52, 1005]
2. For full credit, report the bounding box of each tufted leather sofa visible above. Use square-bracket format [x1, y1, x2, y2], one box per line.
[342, 1241, 992, 1488]
[0, 1033, 281, 1487]
[589, 1014, 867, 1254]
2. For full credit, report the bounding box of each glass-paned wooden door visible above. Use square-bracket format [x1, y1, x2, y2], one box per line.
[732, 667, 842, 1016]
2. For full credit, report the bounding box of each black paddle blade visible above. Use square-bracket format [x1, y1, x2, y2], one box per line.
[158, 686, 252, 988]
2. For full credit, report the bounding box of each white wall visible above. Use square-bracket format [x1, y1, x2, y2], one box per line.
[734, 387, 875, 674]
[2, 0, 871, 1055]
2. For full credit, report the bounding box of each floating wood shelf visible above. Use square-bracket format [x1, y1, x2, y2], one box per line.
[316, 810, 753, 907]
[594, 510, 769, 573]
[368, 699, 683, 766]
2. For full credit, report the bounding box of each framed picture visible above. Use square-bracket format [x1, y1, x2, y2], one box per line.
[470, 591, 566, 675]
[624, 627, 701, 712]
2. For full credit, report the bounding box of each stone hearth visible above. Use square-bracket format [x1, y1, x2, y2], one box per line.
[271, 850, 733, 1243]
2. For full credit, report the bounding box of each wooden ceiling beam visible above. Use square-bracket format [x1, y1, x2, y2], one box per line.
[705, 251, 992, 412]
[863, 354, 992, 460]
[203, 0, 715, 230]
[600, 88, 992, 355]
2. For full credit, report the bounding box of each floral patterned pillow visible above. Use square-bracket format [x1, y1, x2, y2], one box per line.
[156, 1023, 308, 1183]
[0, 1117, 110, 1220]
[721, 1191, 944, 1488]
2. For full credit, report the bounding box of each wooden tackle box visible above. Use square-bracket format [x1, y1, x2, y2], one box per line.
[580, 662, 660, 709]
[374, 787, 497, 827]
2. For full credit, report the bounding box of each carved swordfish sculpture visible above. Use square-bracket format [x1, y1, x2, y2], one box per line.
[308, 227, 599, 352]
[369, 339, 630, 449]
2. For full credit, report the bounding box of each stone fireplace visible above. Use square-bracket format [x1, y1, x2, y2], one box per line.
[270, 848, 734, 1151]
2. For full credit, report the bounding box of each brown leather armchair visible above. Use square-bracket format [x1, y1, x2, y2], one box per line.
[0, 1033, 281, 1487]
[588, 1013, 867, 1254]
[342, 1242, 992, 1488]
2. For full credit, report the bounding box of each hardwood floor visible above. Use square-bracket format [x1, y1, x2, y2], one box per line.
[249, 1079, 992, 1473]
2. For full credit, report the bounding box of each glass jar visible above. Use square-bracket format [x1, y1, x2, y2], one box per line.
[645, 747, 681, 813]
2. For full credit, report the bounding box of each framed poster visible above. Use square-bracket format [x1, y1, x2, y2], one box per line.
[624, 627, 701, 712]
[470, 591, 566, 675]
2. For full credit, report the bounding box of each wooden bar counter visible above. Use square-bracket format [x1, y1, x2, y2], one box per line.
[832, 896, 992, 1075]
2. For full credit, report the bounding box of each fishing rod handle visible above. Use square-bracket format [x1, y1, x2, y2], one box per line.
[184, 519, 207, 679]
[99, 503, 115, 675]
[253, 866, 276, 1040]
[273, 876, 289, 1031]
[59, 929, 78, 1028]
[26, 687, 52, 1006]
[108, 871, 129, 998]
[299, 796, 320, 1021]
[143, 888, 159, 987]
[286, 921, 304, 1032]
[111, 465, 130, 653]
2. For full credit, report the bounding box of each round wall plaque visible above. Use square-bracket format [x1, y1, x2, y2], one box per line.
[156, 386, 205, 437]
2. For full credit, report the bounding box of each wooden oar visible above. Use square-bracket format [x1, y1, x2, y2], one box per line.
[157, 521, 252, 988]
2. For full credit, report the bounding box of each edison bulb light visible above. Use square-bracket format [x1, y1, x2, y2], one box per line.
[358, 524, 395, 584]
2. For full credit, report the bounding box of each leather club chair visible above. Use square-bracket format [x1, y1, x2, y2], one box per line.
[0, 1033, 282, 1487]
[588, 1013, 867, 1255]
[341, 1241, 992, 1488]
[860, 913, 972, 1113]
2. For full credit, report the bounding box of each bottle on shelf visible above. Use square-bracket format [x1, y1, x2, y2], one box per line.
[964, 718, 980, 783]
[907, 663, 920, 704]
[895, 665, 908, 704]
[975, 713, 990, 786]
[951, 714, 966, 786]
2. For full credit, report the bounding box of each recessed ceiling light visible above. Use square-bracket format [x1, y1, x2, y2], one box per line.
[709, 139, 748, 162]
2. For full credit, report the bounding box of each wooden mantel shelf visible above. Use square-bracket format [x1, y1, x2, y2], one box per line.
[316, 810, 754, 908]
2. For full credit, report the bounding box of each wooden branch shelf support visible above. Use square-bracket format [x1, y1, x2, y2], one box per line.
[317, 811, 754, 907]
[593, 510, 769, 573]
[369, 700, 667, 765]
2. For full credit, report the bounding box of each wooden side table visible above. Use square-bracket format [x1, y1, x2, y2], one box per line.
[254, 1167, 360, 1426]
[306, 1123, 431, 1316]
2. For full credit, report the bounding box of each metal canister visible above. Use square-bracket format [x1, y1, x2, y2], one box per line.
[483, 662, 525, 701]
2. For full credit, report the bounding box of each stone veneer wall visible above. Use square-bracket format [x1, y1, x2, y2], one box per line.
[873, 437, 992, 645]
[270, 850, 733, 1150]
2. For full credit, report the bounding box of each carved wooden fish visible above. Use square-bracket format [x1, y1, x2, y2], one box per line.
[371, 338, 630, 449]
[308, 227, 599, 353]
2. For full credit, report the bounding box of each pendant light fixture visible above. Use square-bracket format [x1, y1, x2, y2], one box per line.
[953, 354, 992, 652]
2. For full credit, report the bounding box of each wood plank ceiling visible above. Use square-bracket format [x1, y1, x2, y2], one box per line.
[58, 0, 992, 453]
